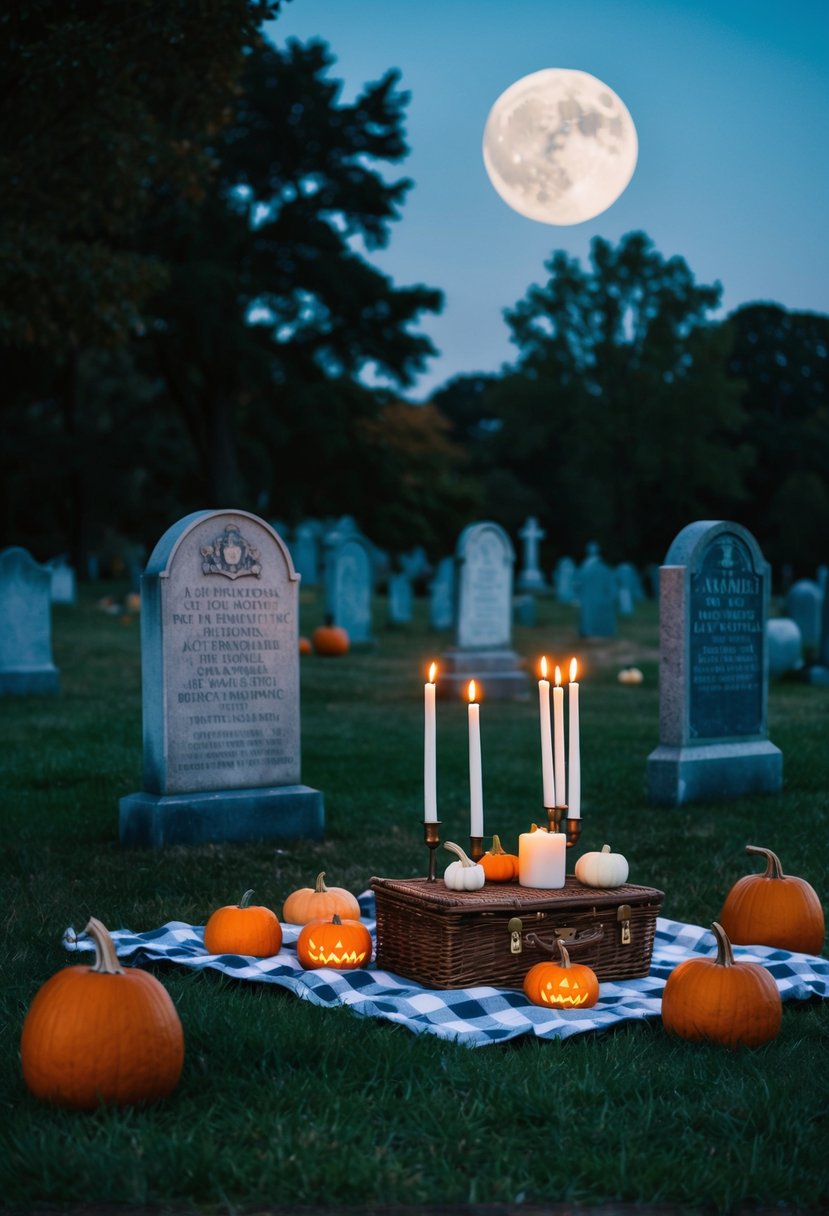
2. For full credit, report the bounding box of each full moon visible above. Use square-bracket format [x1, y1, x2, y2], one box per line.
[482, 68, 638, 226]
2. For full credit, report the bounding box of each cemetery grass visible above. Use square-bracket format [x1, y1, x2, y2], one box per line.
[1, 586, 827, 1216]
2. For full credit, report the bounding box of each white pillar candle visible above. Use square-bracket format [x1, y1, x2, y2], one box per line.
[467, 680, 484, 838]
[518, 826, 566, 888]
[568, 658, 581, 818]
[424, 662, 437, 822]
[537, 657, 554, 807]
[553, 665, 566, 807]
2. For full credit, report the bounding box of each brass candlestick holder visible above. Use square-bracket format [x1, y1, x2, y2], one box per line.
[469, 835, 484, 862]
[423, 820, 441, 882]
[545, 805, 583, 848]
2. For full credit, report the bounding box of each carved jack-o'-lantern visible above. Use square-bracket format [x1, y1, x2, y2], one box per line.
[523, 939, 600, 1009]
[296, 914, 372, 971]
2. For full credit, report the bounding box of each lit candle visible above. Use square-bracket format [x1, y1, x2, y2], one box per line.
[424, 662, 437, 822]
[518, 825, 566, 888]
[538, 656, 555, 808]
[467, 679, 484, 838]
[553, 664, 565, 807]
[568, 657, 581, 818]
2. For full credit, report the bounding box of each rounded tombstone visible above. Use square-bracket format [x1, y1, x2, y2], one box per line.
[766, 618, 803, 678]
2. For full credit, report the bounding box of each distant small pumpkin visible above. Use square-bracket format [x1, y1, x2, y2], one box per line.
[312, 616, 350, 657]
[298, 636, 313, 655]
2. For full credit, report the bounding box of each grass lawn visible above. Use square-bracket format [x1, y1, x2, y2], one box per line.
[1, 582, 827, 1213]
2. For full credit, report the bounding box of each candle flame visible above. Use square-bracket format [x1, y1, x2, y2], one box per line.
[554, 665, 562, 687]
[467, 679, 477, 704]
[428, 661, 437, 683]
[540, 655, 548, 680]
[570, 657, 578, 682]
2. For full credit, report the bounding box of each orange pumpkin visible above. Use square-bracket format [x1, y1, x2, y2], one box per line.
[298, 636, 313, 655]
[479, 834, 519, 882]
[719, 845, 824, 956]
[523, 939, 600, 1009]
[282, 871, 361, 925]
[312, 617, 350, 657]
[297, 914, 372, 970]
[20, 918, 184, 1110]
[204, 889, 283, 958]
[661, 921, 782, 1049]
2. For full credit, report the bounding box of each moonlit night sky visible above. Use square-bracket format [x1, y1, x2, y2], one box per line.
[267, 0, 829, 400]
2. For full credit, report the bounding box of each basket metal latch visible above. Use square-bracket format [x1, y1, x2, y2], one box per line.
[617, 904, 632, 945]
[508, 917, 523, 954]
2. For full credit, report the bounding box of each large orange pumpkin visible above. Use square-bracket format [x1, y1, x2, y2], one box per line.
[297, 914, 372, 970]
[479, 834, 519, 883]
[20, 918, 184, 1110]
[523, 939, 599, 1009]
[282, 871, 361, 925]
[719, 845, 824, 956]
[204, 889, 283, 958]
[661, 921, 782, 1049]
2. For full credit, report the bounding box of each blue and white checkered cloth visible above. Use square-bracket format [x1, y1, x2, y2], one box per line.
[65, 892, 828, 1049]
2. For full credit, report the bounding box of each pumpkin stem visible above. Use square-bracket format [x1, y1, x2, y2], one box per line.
[711, 921, 736, 968]
[84, 917, 125, 976]
[601, 844, 611, 854]
[444, 840, 477, 867]
[332, 913, 342, 925]
[314, 872, 329, 894]
[239, 889, 255, 909]
[557, 939, 572, 968]
[490, 834, 506, 855]
[745, 845, 784, 880]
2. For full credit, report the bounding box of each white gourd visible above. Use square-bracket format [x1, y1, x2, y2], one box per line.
[443, 841, 486, 891]
[574, 843, 629, 889]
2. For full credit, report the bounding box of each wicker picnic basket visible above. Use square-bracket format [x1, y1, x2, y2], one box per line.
[371, 875, 664, 990]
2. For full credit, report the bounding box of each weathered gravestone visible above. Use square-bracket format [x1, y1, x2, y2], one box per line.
[438, 521, 528, 699]
[784, 579, 823, 651]
[323, 528, 374, 647]
[804, 577, 829, 685]
[646, 520, 783, 806]
[290, 521, 322, 587]
[428, 556, 454, 630]
[48, 555, 77, 605]
[387, 571, 413, 626]
[0, 547, 60, 695]
[766, 618, 803, 678]
[119, 510, 323, 847]
[578, 552, 617, 638]
[552, 556, 577, 604]
[516, 516, 547, 592]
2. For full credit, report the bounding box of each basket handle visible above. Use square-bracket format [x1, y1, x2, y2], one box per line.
[524, 925, 605, 954]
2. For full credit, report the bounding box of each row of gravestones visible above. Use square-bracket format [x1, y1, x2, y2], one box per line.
[2, 513, 827, 847]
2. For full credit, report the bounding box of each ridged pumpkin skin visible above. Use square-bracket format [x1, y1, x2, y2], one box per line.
[661, 921, 782, 1049]
[311, 621, 350, 656]
[297, 914, 372, 970]
[204, 890, 283, 958]
[282, 872, 361, 925]
[21, 918, 184, 1110]
[479, 834, 519, 883]
[719, 845, 825, 956]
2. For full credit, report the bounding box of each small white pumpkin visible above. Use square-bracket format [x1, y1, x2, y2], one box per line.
[617, 667, 644, 685]
[574, 843, 629, 889]
[443, 841, 486, 891]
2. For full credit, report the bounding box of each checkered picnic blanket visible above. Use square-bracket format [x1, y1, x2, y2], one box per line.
[64, 892, 829, 1049]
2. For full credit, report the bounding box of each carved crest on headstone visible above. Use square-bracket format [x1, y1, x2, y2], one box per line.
[200, 525, 262, 579]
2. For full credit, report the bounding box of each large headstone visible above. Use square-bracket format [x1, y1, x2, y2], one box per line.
[290, 520, 322, 587]
[324, 529, 374, 646]
[578, 553, 617, 638]
[438, 521, 528, 699]
[646, 520, 782, 806]
[119, 510, 323, 847]
[0, 548, 60, 695]
[516, 516, 547, 592]
[428, 556, 455, 630]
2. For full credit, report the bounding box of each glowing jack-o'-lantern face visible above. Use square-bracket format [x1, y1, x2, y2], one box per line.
[523, 945, 600, 1010]
[297, 914, 372, 971]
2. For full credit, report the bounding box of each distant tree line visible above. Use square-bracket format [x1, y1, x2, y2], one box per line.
[2, 4, 827, 578]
